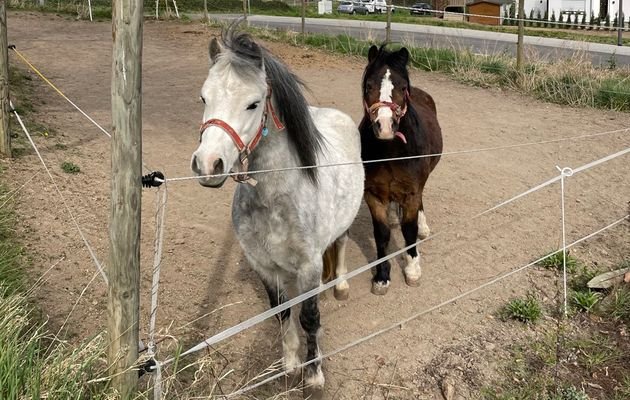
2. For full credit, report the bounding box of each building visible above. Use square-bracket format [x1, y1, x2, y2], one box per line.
[467, 0, 512, 24]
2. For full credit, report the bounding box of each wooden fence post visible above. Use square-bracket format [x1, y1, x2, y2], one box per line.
[0, 0, 10, 157]
[109, 0, 143, 396]
[386, 2, 392, 44]
[516, 0, 524, 69]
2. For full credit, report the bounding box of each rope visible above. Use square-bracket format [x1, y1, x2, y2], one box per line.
[161, 127, 630, 183]
[147, 186, 168, 400]
[557, 166, 574, 318]
[10, 48, 111, 139]
[9, 47, 153, 173]
[226, 213, 629, 397]
[159, 143, 630, 367]
[10, 102, 108, 284]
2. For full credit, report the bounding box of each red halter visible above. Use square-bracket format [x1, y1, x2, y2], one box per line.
[364, 89, 410, 143]
[199, 86, 284, 182]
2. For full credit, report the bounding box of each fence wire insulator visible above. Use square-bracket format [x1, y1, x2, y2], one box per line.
[138, 358, 157, 377]
[142, 171, 165, 188]
[8, 44, 15, 50]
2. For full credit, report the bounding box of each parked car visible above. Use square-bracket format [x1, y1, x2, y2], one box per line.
[361, 0, 392, 14]
[354, 2, 370, 14]
[410, 2, 432, 15]
[337, 1, 361, 14]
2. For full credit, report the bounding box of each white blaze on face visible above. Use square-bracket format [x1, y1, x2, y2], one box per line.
[376, 69, 395, 139]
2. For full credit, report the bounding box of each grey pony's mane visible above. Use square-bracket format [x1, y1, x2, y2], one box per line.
[219, 24, 323, 184]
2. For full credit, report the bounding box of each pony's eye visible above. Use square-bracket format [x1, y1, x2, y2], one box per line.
[200, 96, 206, 104]
[246, 101, 259, 110]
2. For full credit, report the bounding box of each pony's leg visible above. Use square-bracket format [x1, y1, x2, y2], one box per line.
[333, 232, 350, 301]
[401, 204, 422, 287]
[261, 275, 300, 372]
[298, 268, 325, 391]
[366, 193, 392, 295]
[417, 201, 431, 240]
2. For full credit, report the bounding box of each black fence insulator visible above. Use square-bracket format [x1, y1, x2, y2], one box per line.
[8, 44, 15, 50]
[138, 358, 157, 377]
[142, 171, 164, 188]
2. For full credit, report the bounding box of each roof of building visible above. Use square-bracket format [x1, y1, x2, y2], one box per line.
[466, 0, 512, 6]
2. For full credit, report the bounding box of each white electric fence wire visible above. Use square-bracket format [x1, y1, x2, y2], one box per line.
[160, 144, 630, 368]
[10, 102, 108, 284]
[148, 186, 168, 400]
[162, 127, 630, 183]
[227, 213, 629, 398]
[557, 166, 574, 318]
[10, 48, 153, 173]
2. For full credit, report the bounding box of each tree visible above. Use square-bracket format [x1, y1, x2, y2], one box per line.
[551, 10, 557, 28]
[528, 9, 534, 27]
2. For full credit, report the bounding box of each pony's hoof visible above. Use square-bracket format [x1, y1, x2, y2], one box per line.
[303, 369, 325, 399]
[303, 385, 324, 400]
[404, 275, 421, 287]
[371, 280, 390, 295]
[334, 287, 350, 301]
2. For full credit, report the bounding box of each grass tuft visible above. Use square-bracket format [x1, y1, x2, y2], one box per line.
[501, 295, 543, 323]
[572, 290, 601, 312]
[537, 251, 579, 273]
[61, 161, 81, 174]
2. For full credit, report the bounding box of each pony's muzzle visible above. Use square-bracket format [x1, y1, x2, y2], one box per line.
[191, 153, 228, 188]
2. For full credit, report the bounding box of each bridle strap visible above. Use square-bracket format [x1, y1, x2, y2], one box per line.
[198, 86, 284, 182]
[364, 89, 411, 123]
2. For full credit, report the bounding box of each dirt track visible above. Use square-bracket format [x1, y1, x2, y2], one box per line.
[5, 11, 630, 399]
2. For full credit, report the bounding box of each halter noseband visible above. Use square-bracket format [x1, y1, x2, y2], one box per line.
[364, 89, 410, 143]
[199, 85, 284, 182]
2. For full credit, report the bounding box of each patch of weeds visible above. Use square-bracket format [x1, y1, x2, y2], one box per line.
[594, 78, 630, 112]
[501, 295, 543, 323]
[571, 334, 621, 371]
[479, 59, 508, 75]
[537, 251, 579, 274]
[53, 143, 68, 151]
[550, 386, 589, 400]
[609, 286, 630, 324]
[61, 161, 80, 174]
[572, 290, 601, 313]
[569, 264, 598, 291]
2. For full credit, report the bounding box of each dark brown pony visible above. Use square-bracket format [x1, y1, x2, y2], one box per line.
[360, 45, 443, 295]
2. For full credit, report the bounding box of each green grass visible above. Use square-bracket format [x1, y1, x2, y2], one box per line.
[571, 290, 601, 312]
[537, 251, 579, 273]
[609, 286, 630, 324]
[61, 161, 81, 174]
[501, 295, 543, 323]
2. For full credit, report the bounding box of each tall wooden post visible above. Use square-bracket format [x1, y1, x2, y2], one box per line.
[516, 0, 524, 69]
[0, 0, 10, 157]
[243, 0, 247, 22]
[617, 0, 623, 46]
[301, 0, 306, 35]
[109, 0, 143, 396]
[203, 0, 208, 21]
[386, 2, 392, 44]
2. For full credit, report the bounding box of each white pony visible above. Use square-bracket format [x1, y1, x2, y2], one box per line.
[190, 27, 364, 393]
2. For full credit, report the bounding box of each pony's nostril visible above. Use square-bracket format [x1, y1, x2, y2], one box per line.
[191, 155, 201, 174]
[213, 159, 224, 175]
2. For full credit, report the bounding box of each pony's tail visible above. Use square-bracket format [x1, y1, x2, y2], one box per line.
[321, 241, 338, 283]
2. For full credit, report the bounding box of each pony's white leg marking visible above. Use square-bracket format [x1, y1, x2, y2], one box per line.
[418, 210, 430, 239]
[387, 202, 400, 227]
[333, 234, 350, 301]
[281, 316, 301, 372]
[403, 253, 422, 287]
[371, 280, 391, 295]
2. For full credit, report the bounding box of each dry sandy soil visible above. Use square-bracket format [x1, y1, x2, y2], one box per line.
[4, 11, 630, 399]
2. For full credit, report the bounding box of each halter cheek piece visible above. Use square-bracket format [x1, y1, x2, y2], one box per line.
[364, 89, 410, 143]
[198, 85, 284, 182]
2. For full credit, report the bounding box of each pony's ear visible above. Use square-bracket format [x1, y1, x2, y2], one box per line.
[396, 47, 410, 66]
[209, 37, 223, 65]
[368, 45, 379, 63]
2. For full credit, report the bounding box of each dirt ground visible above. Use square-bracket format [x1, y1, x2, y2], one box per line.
[4, 11, 630, 399]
